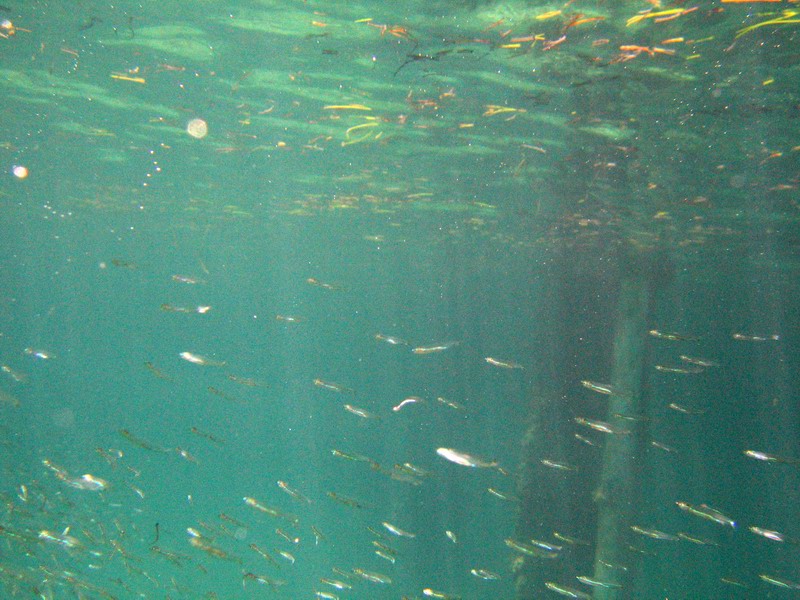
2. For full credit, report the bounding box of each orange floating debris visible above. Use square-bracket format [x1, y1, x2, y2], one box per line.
[510, 35, 542, 43]
[110, 74, 146, 84]
[536, 10, 563, 20]
[483, 18, 505, 31]
[323, 104, 372, 111]
[483, 105, 526, 117]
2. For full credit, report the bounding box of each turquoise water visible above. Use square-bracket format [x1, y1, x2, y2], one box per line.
[1, 1, 799, 598]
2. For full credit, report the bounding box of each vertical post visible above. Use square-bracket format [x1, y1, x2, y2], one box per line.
[591, 274, 649, 598]
[513, 277, 580, 599]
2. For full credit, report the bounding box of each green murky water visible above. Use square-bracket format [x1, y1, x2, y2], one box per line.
[1, 1, 799, 598]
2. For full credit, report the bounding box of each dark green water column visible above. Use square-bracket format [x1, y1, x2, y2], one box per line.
[591, 274, 649, 598]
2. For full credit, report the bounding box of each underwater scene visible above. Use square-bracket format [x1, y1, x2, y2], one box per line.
[1, 0, 799, 598]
